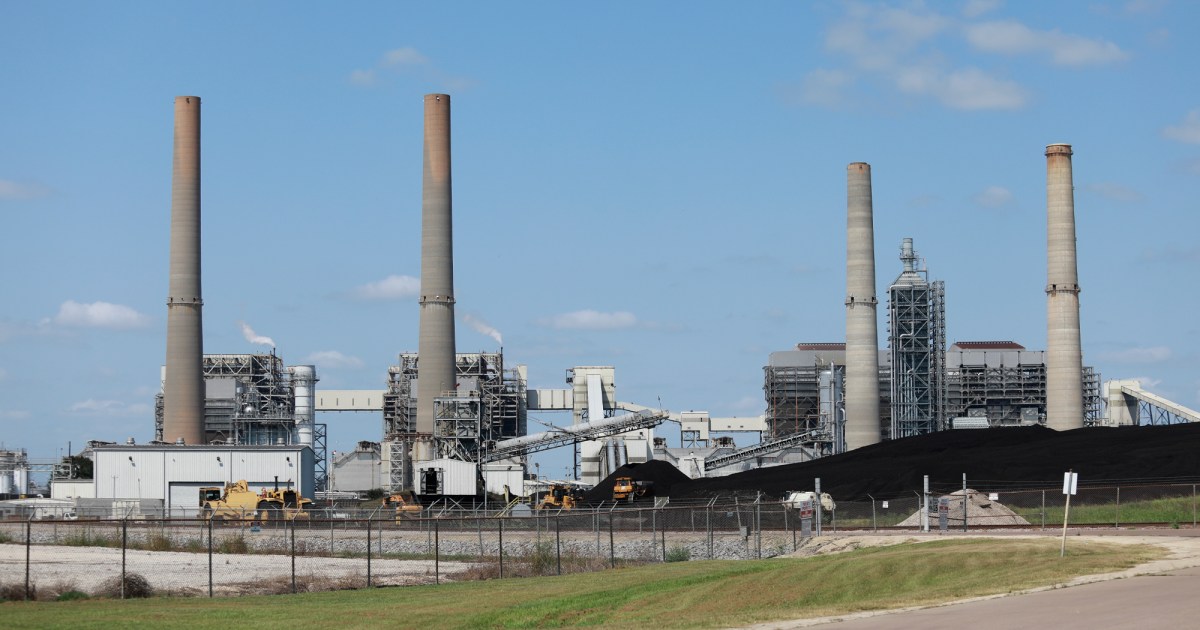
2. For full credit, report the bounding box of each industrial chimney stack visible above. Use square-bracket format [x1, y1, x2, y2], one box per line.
[845, 162, 882, 450]
[415, 94, 457, 449]
[163, 96, 205, 446]
[1045, 143, 1084, 430]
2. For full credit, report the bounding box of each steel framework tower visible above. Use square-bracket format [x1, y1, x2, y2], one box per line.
[887, 238, 946, 438]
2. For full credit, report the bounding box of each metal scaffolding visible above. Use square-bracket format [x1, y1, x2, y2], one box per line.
[887, 239, 946, 438]
[763, 346, 890, 455]
[943, 344, 1100, 427]
[381, 351, 527, 492]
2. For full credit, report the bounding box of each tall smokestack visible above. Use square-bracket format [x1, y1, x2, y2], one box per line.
[1045, 143, 1083, 430]
[845, 162, 881, 450]
[416, 94, 456, 438]
[163, 96, 205, 446]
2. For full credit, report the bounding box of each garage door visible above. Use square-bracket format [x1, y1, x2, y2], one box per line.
[169, 482, 222, 517]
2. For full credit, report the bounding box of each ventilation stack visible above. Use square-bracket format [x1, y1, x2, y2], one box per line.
[1045, 143, 1084, 430]
[163, 96, 205, 446]
[845, 162, 881, 450]
[415, 94, 457, 454]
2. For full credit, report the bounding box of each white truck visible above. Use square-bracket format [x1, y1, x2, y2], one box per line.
[782, 491, 836, 513]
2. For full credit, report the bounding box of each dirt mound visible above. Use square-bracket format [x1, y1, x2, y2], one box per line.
[582, 460, 691, 503]
[668, 423, 1200, 501]
[896, 489, 1029, 527]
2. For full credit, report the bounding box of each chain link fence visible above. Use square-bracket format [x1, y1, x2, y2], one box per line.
[2, 480, 1197, 600]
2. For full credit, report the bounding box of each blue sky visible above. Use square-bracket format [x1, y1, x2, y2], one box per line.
[2, 1, 1197, 478]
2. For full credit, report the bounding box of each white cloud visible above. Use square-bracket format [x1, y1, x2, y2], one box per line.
[68, 399, 151, 417]
[1125, 0, 1167, 14]
[352, 275, 419, 300]
[348, 69, 375, 86]
[896, 65, 1028, 110]
[303, 350, 365, 369]
[542, 310, 638, 331]
[53, 300, 150, 329]
[1085, 182, 1143, 203]
[0, 179, 50, 200]
[238, 321, 275, 348]
[962, 0, 1002, 18]
[462, 314, 503, 345]
[382, 47, 428, 67]
[965, 20, 1128, 66]
[796, 69, 855, 108]
[1163, 110, 1200, 144]
[973, 185, 1015, 207]
[1101, 346, 1172, 363]
[0, 410, 31, 420]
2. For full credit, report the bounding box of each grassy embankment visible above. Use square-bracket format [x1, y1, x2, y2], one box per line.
[1, 537, 1160, 629]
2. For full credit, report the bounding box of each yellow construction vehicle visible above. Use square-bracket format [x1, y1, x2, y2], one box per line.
[382, 493, 423, 520]
[537, 484, 582, 510]
[199, 480, 311, 522]
[612, 476, 653, 502]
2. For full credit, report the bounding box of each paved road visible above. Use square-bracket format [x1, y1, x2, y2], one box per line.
[819, 565, 1200, 629]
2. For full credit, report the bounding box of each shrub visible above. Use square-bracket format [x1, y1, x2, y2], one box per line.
[55, 590, 89, 601]
[0, 582, 34, 602]
[95, 573, 154, 599]
[218, 536, 249, 554]
[665, 545, 692, 563]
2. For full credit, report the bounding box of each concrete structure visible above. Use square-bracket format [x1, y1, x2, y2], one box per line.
[163, 95, 205, 446]
[1045, 143, 1084, 431]
[845, 162, 882, 450]
[91, 443, 314, 516]
[328, 441, 381, 493]
[1105, 379, 1200, 426]
[416, 93, 457, 438]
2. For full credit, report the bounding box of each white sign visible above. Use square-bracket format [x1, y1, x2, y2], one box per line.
[988, 493, 999, 501]
[1062, 471, 1078, 495]
[881, 501, 889, 509]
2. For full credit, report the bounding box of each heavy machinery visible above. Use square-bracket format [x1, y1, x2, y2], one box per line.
[612, 476, 654, 502]
[537, 484, 582, 510]
[199, 479, 312, 522]
[781, 491, 836, 513]
[382, 493, 423, 520]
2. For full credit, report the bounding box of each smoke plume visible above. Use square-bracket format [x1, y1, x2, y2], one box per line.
[462, 314, 503, 345]
[238, 321, 275, 348]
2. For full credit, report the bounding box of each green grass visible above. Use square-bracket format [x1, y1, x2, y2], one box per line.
[0, 538, 1160, 629]
[1040, 495, 1199, 526]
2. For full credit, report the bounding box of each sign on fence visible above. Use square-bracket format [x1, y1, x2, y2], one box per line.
[1063, 472, 1079, 495]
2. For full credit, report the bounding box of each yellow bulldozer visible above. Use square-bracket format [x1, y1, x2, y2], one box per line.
[382, 493, 423, 520]
[537, 484, 583, 510]
[200, 479, 312, 522]
[612, 476, 653, 503]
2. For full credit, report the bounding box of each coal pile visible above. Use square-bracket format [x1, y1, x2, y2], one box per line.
[668, 423, 1200, 501]
[582, 460, 691, 503]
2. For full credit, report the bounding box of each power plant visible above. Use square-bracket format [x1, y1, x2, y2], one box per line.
[23, 94, 1199, 511]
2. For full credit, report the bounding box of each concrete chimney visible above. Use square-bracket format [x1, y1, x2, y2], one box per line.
[415, 94, 457, 438]
[845, 162, 881, 450]
[163, 96, 205, 446]
[1045, 143, 1084, 430]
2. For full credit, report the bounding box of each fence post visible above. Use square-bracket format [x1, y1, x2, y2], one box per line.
[208, 517, 214, 597]
[121, 519, 128, 600]
[434, 518, 440, 584]
[290, 517, 297, 594]
[1193, 484, 1197, 529]
[707, 507, 713, 560]
[608, 512, 615, 569]
[1041, 489, 1046, 530]
[498, 518, 504, 579]
[962, 474, 968, 533]
[366, 517, 372, 588]
[1115, 486, 1121, 529]
[24, 520, 31, 601]
[755, 499, 762, 559]
[661, 508, 668, 562]
[868, 494, 876, 532]
[555, 515, 562, 576]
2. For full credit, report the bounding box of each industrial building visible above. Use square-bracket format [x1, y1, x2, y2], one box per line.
[0, 449, 31, 498]
[887, 238, 946, 439]
[89, 442, 313, 516]
[153, 354, 325, 485]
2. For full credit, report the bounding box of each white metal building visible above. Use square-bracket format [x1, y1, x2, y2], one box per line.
[91, 444, 314, 516]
